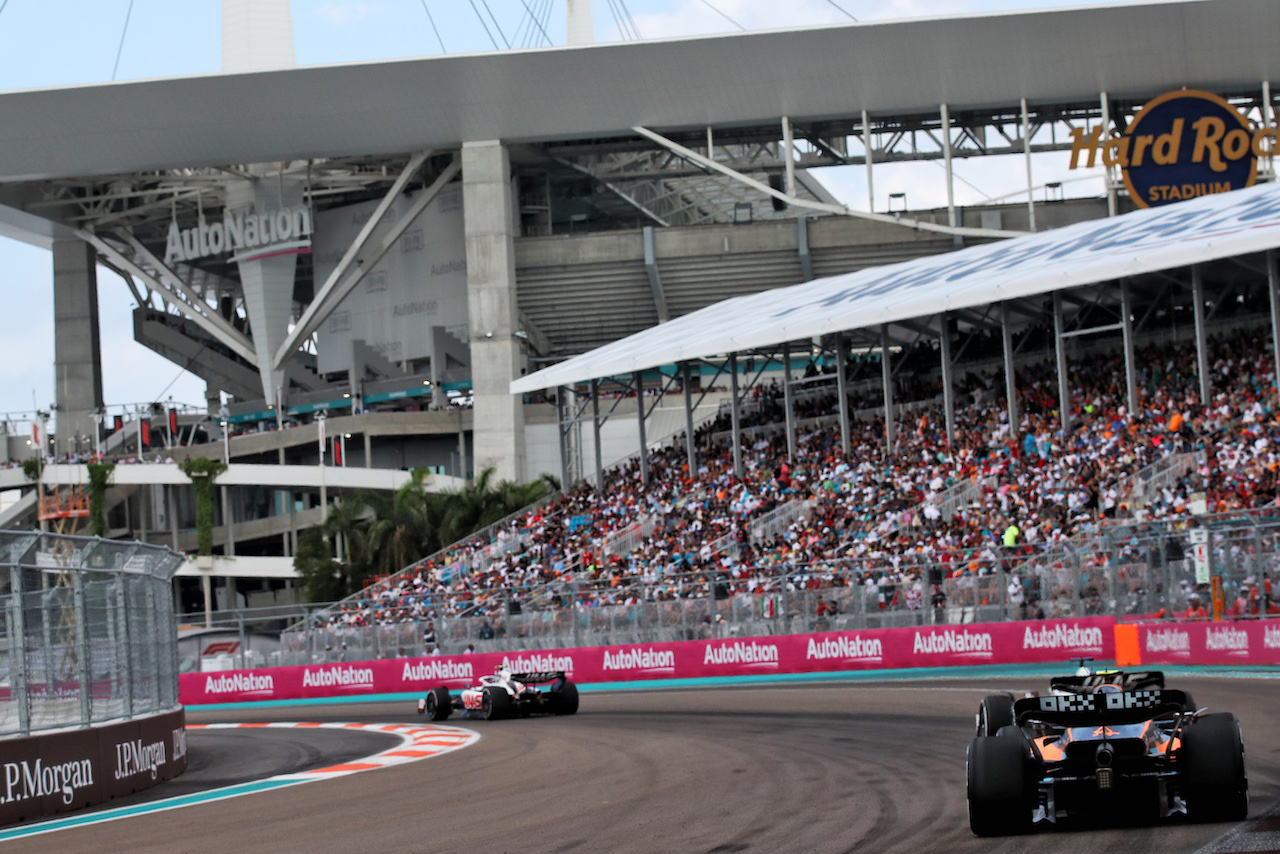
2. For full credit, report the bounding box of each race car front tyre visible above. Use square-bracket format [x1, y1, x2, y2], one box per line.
[481, 686, 512, 721]
[552, 680, 579, 716]
[1181, 712, 1248, 822]
[967, 736, 1034, 837]
[424, 687, 452, 721]
[976, 694, 1015, 737]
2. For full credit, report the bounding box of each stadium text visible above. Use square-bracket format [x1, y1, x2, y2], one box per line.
[164, 204, 312, 264]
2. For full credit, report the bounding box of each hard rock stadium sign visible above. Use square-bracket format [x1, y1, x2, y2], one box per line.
[1070, 89, 1277, 209]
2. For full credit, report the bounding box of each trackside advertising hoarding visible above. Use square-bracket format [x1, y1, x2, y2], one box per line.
[181, 618, 1115, 705]
[0, 708, 186, 826]
[1137, 620, 1280, 666]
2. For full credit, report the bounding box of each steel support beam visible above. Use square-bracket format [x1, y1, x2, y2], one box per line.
[1101, 92, 1118, 217]
[1053, 292, 1071, 432]
[634, 370, 649, 488]
[782, 344, 796, 462]
[279, 150, 430, 365]
[1270, 251, 1280, 410]
[273, 156, 460, 371]
[939, 313, 956, 445]
[729, 354, 743, 479]
[1001, 302, 1018, 429]
[1021, 97, 1037, 231]
[79, 229, 258, 365]
[1192, 265, 1211, 405]
[835, 334, 851, 457]
[590, 379, 603, 489]
[941, 103, 957, 228]
[862, 109, 875, 213]
[630, 126, 1026, 239]
[681, 361, 696, 476]
[781, 116, 796, 198]
[1120, 279, 1139, 417]
[881, 324, 895, 448]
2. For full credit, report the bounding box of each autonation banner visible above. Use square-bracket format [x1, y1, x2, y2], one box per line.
[180, 618, 1114, 705]
[1137, 620, 1280, 666]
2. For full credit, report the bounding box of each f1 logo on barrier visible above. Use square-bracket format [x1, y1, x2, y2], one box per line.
[202, 642, 240, 657]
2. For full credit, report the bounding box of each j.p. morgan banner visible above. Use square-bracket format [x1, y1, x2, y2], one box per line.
[180, 617, 1117, 705]
[1070, 89, 1276, 208]
[0, 708, 186, 826]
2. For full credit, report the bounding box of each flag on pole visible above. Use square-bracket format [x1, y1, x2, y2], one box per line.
[169, 408, 179, 446]
[333, 436, 344, 467]
[317, 416, 326, 464]
[140, 419, 151, 449]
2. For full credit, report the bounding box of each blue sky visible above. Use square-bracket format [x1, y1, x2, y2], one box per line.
[0, 0, 1118, 421]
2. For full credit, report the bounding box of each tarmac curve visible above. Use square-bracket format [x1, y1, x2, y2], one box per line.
[9, 675, 1280, 854]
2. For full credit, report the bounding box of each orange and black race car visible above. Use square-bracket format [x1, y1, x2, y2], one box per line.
[966, 667, 1248, 836]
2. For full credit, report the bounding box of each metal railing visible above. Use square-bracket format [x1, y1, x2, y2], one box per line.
[749, 498, 814, 543]
[0, 532, 184, 736]
[1126, 450, 1206, 506]
[603, 515, 657, 557]
[268, 512, 1280, 664]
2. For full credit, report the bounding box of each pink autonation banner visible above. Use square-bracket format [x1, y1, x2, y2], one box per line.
[180, 617, 1115, 705]
[1137, 620, 1280, 667]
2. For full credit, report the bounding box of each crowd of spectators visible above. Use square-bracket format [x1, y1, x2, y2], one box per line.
[322, 326, 1280, 633]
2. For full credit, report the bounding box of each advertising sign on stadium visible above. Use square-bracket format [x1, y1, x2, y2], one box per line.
[162, 204, 313, 265]
[1069, 89, 1275, 209]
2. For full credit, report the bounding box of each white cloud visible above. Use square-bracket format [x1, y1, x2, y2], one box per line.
[315, 2, 380, 26]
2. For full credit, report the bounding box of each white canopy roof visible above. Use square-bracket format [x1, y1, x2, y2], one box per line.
[511, 183, 1280, 394]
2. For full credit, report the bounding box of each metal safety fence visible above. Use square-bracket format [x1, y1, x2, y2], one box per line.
[0, 531, 184, 737]
[257, 511, 1280, 666]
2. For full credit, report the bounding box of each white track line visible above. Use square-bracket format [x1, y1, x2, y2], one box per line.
[0, 721, 480, 842]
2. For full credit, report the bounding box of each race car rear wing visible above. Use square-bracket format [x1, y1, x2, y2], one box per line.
[1015, 689, 1191, 727]
[511, 671, 567, 685]
[1048, 670, 1166, 694]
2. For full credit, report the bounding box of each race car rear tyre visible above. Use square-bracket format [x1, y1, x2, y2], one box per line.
[552, 680, 579, 716]
[976, 694, 1015, 737]
[424, 687, 452, 721]
[1181, 712, 1248, 822]
[967, 736, 1034, 837]
[481, 686, 512, 721]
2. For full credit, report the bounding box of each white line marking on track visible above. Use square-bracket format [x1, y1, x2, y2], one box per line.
[0, 721, 480, 842]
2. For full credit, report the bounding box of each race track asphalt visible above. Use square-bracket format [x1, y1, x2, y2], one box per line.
[9, 675, 1278, 854]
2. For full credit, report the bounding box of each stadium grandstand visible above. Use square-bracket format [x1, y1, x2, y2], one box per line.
[0, 0, 1278, 647]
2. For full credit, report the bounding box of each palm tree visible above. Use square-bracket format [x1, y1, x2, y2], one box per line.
[296, 466, 558, 601]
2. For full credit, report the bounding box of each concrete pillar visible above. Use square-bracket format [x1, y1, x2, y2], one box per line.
[221, 485, 235, 556]
[463, 140, 527, 483]
[227, 176, 304, 407]
[53, 239, 104, 457]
